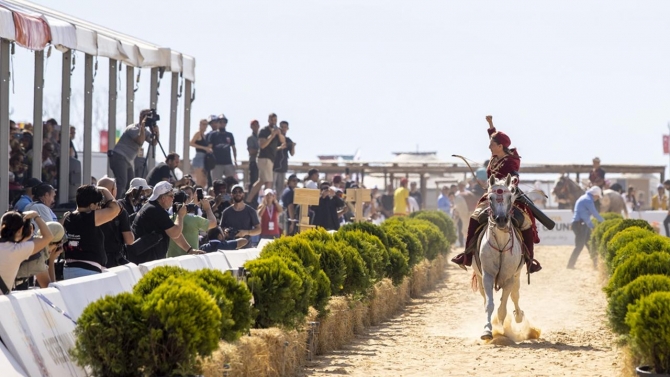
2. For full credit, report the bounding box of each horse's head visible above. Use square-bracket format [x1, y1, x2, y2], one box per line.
[553, 175, 568, 197]
[487, 174, 518, 229]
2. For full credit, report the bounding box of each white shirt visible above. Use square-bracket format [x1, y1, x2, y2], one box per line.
[408, 196, 420, 213]
[0, 241, 34, 291]
[305, 180, 318, 189]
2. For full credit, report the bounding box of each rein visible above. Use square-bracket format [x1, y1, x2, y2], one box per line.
[486, 219, 514, 253]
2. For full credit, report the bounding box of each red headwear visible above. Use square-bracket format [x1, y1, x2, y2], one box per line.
[491, 131, 511, 148]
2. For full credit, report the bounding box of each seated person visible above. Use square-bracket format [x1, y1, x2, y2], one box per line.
[200, 227, 247, 252]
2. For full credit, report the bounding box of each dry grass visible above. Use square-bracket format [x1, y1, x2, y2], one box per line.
[201, 253, 449, 377]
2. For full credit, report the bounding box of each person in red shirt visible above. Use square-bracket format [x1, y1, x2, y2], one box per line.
[451, 115, 542, 273]
[258, 189, 283, 239]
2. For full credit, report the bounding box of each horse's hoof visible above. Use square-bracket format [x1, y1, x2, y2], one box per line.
[514, 310, 524, 323]
[481, 330, 493, 341]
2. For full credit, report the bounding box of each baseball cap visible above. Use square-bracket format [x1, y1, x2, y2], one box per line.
[263, 188, 275, 196]
[400, 177, 408, 185]
[207, 114, 226, 123]
[126, 178, 152, 195]
[332, 175, 342, 184]
[231, 184, 245, 193]
[39, 222, 65, 243]
[288, 174, 301, 182]
[24, 177, 42, 189]
[148, 181, 174, 201]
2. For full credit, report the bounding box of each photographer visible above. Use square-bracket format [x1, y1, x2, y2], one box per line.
[210, 179, 232, 224]
[220, 184, 260, 248]
[109, 109, 159, 198]
[131, 182, 204, 264]
[312, 181, 346, 231]
[0, 211, 54, 294]
[62, 185, 120, 279]
[167, 190, 217, 258]
[146, 152, 188, 187]
[119, 178, 152, 220]
[97, 176, 134, 268]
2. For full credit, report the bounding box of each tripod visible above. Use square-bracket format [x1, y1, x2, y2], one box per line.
[140, 128, 169, 179]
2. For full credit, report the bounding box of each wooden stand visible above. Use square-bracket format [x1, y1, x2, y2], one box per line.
[294, 188, 321, 232]
[345, 188, 372, 222]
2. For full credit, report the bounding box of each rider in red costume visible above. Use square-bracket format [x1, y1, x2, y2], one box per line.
[451, 115, 542, 274]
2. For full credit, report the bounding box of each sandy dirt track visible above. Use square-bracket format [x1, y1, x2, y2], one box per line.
[300, 245, 625, 377]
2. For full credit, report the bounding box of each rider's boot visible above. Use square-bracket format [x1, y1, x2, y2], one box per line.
[451, 217, 482, 269]
[521, 228, 542, 273]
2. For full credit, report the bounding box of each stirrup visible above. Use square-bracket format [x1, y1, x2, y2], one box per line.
[528, 259, 542, 273]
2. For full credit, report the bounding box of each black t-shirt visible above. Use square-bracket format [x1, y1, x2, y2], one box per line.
[100, 207, 132, 268]
[63, 211, 107, 267]
[273, 137, 293, 173]
[207, 130, 235, 165]
[131, 201, 176, 263]
[312, 196, 345, 231]
[410, 191, 422, 208]
[211, 198, 232, 225]
[220, 204, 259, 247]
[258, 125, 280, 160]
[380, 194, 394, 212]
[146, 163, 173, 187]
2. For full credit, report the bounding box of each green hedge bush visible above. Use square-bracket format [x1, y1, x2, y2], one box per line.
[607, 274, 670, 335]
[605, 227, 657, 271]
[339, 241, 371, 296]
[190, 269, 253, 342]
[386, 246, 410, 285]
[626, 291, 670, 374]
[335, 230, 389, 282]
[133, 265, 190, 297]
[72, 293, 146, 377]
[260, 237, 320, 276]
[605, 252, 670, 297]
[142, 277, 222, 376]
[590, 218, 623, 255]
[610, 235, 670, 274]
[340, 221, 390, 251]
[381, 222, 424, 267]
[245, 256, 306, 329]
[295, 228, 346, 295]
[599, 219, 654, 258]
[410, 210, 457, 246]
[384, 217, 448, 260]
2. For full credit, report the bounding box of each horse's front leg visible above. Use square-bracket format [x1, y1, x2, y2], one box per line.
[511, 272, 523, 323]
[482, 271, 495, 340]
[498, 283, 511, 327]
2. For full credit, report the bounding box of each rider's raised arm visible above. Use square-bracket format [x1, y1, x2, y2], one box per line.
[486, 115, 497, 136]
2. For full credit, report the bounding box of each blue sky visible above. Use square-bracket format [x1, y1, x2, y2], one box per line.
[9, 1, 670, 171]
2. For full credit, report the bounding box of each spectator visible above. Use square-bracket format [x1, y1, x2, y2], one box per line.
[200, 227, 248, 252]
[652, 183, 668, 211]
[247, 119, 260, 197]
[97, 176, 134, 268]
[131, 182, 204, 264]
[273, 120, 295, 196]
[167, 191, 217, 258]
[312, 181, 346, 231]
[24, 183, 58, 223]
[589, 157, 606, 189]
[258, 189, 283, 240]
[146, 152, 180, 187]
[437, 186, 452, 217]
[379, 186, 394, 219]
[118, 178, 152, 220]
[210, 179, 232, 224]
[69, 126, 78, 159]
[206, 114, 237, 181]
[567, 187, 605, 269]
[247, 113, 285, 203]
[304, 168, 319, 189]
[189, 119, 213, 188]
[220, 184, 261, 248]
[0, 211, 53, 294]
[409, 182, 422, 209]
[625, 186, 640, 212]
[13, 177, 42, 212]
[449, 191, 468, 246]
[281, 174, 300, 236]
[62, 185, 120, 279]
[457, 181, 478, 212]
[393, 178, 410, 216]
[109, 109, 158, 198]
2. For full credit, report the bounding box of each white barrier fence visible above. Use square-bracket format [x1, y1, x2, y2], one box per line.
[537, 210, 667, 246]
[0, 247, 265, 377]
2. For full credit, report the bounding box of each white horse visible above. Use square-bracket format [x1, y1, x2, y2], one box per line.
[473, 174, 525, 341]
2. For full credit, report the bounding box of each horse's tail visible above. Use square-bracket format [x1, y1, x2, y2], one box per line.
[471, 272, 478, 293]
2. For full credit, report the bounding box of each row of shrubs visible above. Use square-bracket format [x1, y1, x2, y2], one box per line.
[71, 210, 456, 376]
[589, 214, 670, 374]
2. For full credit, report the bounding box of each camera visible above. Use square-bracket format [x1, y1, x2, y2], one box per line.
[172, 202, 184, 214]
[144, 109, 160, 129]
[196, 188, 204, 201]
[185, 203, 198, 213]
[223, 227, 239, 239]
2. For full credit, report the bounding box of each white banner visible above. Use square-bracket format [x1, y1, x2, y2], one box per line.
[536, 210, 668, 246]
